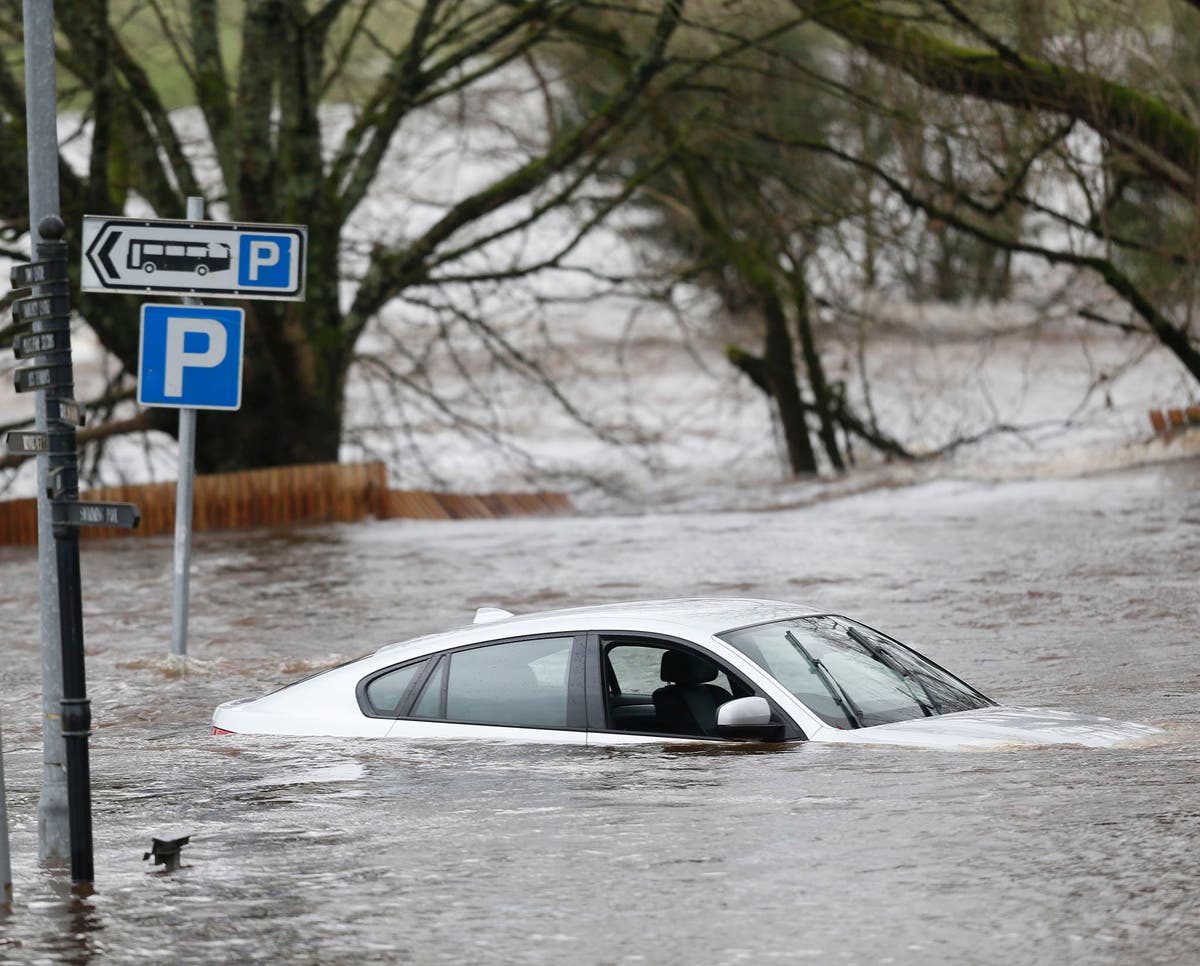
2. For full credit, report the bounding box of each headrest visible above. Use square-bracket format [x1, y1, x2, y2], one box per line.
[660, 650, 719, 686]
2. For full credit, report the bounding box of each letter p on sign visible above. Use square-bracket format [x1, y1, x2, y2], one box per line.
[164, 316, 226, 396]
[138, 304, 245, 410]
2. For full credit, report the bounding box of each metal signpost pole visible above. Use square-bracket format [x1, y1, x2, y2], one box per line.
[171, 411, 196, 659]
[1, 711, 11, 905]
[170, 196, 206, 660]
[32, 218, 93, 886]
[5, 219, 139, 887]
[22, 0, 70, 864]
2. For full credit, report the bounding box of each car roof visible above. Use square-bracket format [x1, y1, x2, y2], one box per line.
[375, 597, 825, 657]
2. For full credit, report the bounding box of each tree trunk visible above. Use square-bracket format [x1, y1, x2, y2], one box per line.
[762, 290, 819, 475]
[790, 270, 844, 471]
[193, 373, 344, 472]
[192, 220, 348, 471]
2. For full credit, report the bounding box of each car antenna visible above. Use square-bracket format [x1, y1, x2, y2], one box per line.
[473, 607, 514, 624]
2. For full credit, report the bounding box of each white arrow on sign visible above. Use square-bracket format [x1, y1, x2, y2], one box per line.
[81, 215, 307, 301]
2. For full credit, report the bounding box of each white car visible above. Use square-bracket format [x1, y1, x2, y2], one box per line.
[212, 598, 1159, 749]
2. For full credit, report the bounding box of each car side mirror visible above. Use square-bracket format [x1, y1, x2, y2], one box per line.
[715, 696, 785, 742]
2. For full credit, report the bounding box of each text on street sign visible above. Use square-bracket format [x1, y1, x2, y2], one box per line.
[13, 329, 70, 359]
[12, 293, 70, 325]
[48, 466, 67, 500]
[4, 430, 50, 455]
[14, 363, 70, 393]
[53, 398, 85, 427]
[66, 501, 141, 530]
[10, 259, 68, 290]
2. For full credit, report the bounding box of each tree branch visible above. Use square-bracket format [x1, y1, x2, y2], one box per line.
[791, 0, 1200, 197]
[762, 129, 1200, 381]
[0, 410, 157, 471]
[190, 0, 237, 201]
[344, 0, 686, 342]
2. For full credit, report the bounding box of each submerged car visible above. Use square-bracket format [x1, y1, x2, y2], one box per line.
[212, 598, 1159, 749]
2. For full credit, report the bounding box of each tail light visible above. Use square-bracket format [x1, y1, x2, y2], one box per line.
[212, 726, 233, 735]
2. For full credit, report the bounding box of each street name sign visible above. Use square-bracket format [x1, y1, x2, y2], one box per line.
[67, 501, 141, 530]
[53, 398, 85, 427]
[12, 293, 70, 324]
[4, 430, 50, 455]
[10, 258, 68, 289]
[48, 466, 67, 500]
[13, 330, 70, 359]
[138, 304, 245, 410]
[82, 215, 307, 301]
[14, 363, 70, 394]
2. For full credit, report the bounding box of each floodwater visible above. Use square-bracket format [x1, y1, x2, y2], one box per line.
[0, 460, 1198, 965]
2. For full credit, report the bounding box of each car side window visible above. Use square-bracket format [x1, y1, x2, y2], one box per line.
[362, 659, 427, 716]
[603, 641, 748, 737]
[433, 636, 576, 728]
[607, 645, 666, 695]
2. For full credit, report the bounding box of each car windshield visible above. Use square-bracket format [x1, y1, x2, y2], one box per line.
[718, 616, 994, 728]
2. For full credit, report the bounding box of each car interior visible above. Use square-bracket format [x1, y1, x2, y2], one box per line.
[603, 640, 753, 738]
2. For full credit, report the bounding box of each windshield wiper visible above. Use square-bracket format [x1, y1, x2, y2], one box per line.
[846, 625, 941, 716]
[785, 630, 865, 729]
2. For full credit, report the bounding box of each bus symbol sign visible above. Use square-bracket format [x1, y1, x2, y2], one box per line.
[127, 238, 232, 277]
[82, 215, 306, 301]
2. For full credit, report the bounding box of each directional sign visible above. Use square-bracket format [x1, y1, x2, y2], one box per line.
[13, 329, 70, 359]
[10, 259, 68, 290]
[14, 363, 71, 393]
[82, 215, 306, 301]
[138, 304, 245, 410]
[12, 293, 70, 325]
[48, 466, 67, 500]
[4, 430, 50, 455]
[52, 398, 85, 427]
[66, 501, 141, 530]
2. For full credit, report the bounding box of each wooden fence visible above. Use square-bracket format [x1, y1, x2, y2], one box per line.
[1148, 407, 1200, 435]
[0, 461, 572, 546]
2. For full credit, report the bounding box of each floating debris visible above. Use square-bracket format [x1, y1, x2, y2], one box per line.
[143, 835, 190, 873]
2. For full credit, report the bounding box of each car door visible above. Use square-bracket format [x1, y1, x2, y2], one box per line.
[377, 633, 589, 743]
[582, 632, 804, 745]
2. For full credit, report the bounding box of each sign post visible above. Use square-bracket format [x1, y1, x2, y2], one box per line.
[80, 206, 302, 660]
[22, 0, 70, 867]
[1, 710, 10, 906]
[176, 196, 202, 663]
[5, 218, 141, 888]
[167, 196, 238, 660]
[173, 391, 196, 661]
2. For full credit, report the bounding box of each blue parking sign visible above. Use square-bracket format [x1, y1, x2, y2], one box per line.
[237, 234, 297, 289]
[138, 304, 245, 410]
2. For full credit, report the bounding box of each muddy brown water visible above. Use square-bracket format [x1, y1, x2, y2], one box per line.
[1, 461, 1198, 964]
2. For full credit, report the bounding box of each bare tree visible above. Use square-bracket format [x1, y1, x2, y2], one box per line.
[544, 4, 924, 474]
[0, 0, 687, 472]
[786, 0, 1200, 384]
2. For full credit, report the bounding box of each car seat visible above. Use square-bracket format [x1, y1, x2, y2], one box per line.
[652, 650, 732, 737]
